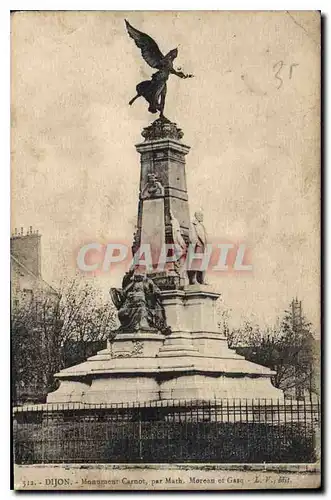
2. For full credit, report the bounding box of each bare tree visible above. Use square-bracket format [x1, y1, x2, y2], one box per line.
[50, 277, 117, 371]
[11, 277, 117, 403]
[223, 299, 318, 397]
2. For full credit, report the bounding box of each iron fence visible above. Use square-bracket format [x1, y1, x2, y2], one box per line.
[13, 397, 320, 465]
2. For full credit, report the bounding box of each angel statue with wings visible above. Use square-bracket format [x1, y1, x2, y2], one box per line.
[125, 20, 193, 117]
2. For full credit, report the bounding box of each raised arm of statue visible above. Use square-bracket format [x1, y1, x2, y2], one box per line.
[170, 68, 194, 79]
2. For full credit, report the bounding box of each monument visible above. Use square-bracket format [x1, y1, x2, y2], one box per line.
[47, 21, 283, 404]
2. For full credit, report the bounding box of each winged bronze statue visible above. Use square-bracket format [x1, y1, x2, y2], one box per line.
[125, 20, 193, 117]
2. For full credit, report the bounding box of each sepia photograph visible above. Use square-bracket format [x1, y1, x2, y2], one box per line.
[10, 10, 321, 490]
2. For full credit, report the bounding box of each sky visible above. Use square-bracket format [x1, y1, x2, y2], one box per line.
[11, 11, 320, 330]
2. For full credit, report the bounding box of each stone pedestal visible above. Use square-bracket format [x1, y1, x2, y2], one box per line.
[47, 117, 284, 405]
[47, 285, 283, 404]
[133, 117, 191, 275]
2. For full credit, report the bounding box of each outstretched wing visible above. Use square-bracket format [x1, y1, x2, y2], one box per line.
[125, 20, 165, 69]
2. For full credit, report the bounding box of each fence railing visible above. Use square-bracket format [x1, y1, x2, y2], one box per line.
[13, 397, 320, 465]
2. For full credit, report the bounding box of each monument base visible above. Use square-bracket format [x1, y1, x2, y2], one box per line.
[47, 286, 284, 404]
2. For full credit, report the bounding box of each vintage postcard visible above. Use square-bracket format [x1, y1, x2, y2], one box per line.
[11, 11, 321, 490]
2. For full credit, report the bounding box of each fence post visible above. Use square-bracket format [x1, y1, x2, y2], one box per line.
[138, 404, 143, 461]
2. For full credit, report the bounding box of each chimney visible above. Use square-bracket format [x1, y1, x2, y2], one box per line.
[10, 226, 42, 277]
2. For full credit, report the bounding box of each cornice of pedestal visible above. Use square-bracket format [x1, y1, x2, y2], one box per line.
[135, 138, 190, 156]
[53, 355, 277, 379]
[114, 332, 165, 341]
[161, 286, 221, 301]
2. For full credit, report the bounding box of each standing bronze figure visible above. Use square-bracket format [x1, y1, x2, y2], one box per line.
[125, 20, 193, 117]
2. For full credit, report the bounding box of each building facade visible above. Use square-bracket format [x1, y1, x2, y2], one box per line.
[11, 227, 60, 404]
[11, 226, 58, 304]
